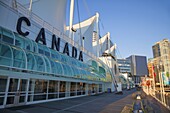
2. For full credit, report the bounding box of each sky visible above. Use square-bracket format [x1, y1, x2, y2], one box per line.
[68, 0, 170, 59]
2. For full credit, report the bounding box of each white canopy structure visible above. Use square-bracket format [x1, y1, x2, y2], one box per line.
[93, 32, 116, 57]
[66, 14, 98, 55]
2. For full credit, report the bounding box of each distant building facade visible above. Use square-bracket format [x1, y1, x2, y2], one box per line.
[152, 39, 170, 78]
[152, 39, 170, 74]
[147, 58, 154, 77]
[127, 55, 148, 84]
[117, 59, 131, 74]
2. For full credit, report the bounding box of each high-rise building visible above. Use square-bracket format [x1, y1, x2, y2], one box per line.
[152, 39, 170, 81]
[117, 59, 131, 74]
[117, 59, 133, 88]
[127, 55, 148, 84]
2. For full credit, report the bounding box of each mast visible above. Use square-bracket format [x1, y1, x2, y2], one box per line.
[108, 32, 110, 53]
[69, 0, 74, 40]
[96, 12, 99, 57]
[114, 43, 117, 58]
[29, 0, 33, 11]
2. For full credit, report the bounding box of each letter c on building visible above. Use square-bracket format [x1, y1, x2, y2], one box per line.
[16, 16, 31, 37]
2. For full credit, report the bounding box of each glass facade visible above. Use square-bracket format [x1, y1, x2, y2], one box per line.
[0, 26, 112, 108]
[48, 80, 59, 99]
[0, 76, 7, 105]
[0, 26, 111, 82]
[0, 44, 12, 66]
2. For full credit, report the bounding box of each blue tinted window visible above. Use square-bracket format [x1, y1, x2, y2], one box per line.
[2, 28, 14, 44]
[26, 52, 36, 70]
[12, 47, 26, 69]
[0, 43, 12, 66]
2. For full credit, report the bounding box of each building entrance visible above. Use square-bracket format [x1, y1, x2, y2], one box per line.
[6, 78, 28, 107]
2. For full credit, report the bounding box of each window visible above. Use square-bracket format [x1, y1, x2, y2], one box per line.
[0, 43, 12, 66]
[38, 48, 44, 54]
[19, 79, 27, 91]
[8, 78, 18, 92]
[0, 27, 2, 41]
[34, 54, 45, 72]
[2, 28, 14, 44]
[54, 61, 63, 75]
[14, 33, 25, 49]
[0, 76, 7, 92]
[50, 60, 56, 74]
[45, 51, 50, 57]
[26, 52, 36, 70]
[50, 49, 61, 61]
[48, 80, 58, 93]
[70, 82, 76, 96]
[32, 41, 38, 53]
[12, 47, 26, 69]
[61, 64, 73, 76]
[34, 80, 47, 94]
[48, 80, 59, 99]
[44, 57, 51, 73]
[60, 54, 68, 63]
[59, 81, 66, 98]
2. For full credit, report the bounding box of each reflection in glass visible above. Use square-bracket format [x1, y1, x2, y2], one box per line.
[0, 76, 7, 92]
[34, 80, 47, 94]
[48, 80, 58, 93]
[48, 80, 59, 99]
[19, 79, 27, 91]
[8, 79, 18, 92]
[0, 97, 4, 105]
[70, 82, 76, 96]
[59, 81, 66, 98]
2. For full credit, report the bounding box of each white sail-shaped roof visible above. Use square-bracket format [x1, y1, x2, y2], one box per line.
[31, 0, 67, 32]
[104, 45, 116, 56]
[99, 34, 108, 45]
[66, 15, 97, 54]
[93, 32, 116, 57]
[67, 15, 96, 30]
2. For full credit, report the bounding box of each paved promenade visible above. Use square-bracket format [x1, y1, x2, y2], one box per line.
[0, 88, 169, 113]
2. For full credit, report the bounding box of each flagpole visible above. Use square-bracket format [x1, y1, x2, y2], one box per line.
[157, 65, 163, 103]
[152, 65, 156, 95]
[159, 61, 166, 105]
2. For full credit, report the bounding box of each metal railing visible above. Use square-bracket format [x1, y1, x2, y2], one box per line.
[143, 86, 170, 110]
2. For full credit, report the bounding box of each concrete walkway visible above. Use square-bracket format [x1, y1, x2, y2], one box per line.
[99, 92, 135, 113]
[0, 89, 169, 113]
[145, 95, 170, 113]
